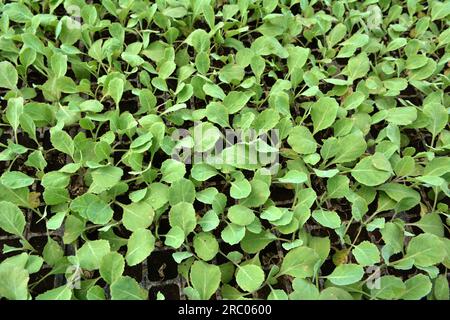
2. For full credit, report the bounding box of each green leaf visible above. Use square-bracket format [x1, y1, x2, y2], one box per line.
[107, 78, 124, 105]
[163, 6, 188, 18]
[158, 60, 176, 79]
[0, 201, 26, 236]
[43, 238, 64, 266]
[434, 275, 449, 300]
[328, 264, 364, 286]
[198, 210, 220, 232]
[63, 215, 85, 244]
[169, 202, 197, 234]
[251, 36, 288, 58]
[191, 163, 218, 181]
[50, 128, 74, 157]
[79, 100, 104, 113]
[288, 126, 317, 154]
[351, 156, 392, 186]
[50, 52, 67, 78]
[173, 252, 194, 264]
[221, 223, 246, 245]
[0, 266, 29, 300]
[319, 287, 354, 300]
[401, 274, 432, 300]
[345, 52, 370, 81]
[77, 240, 110, 271]
[287, 46, 309, 71]
[326, 175, 350, 199]
[126, 228, 155, 266]
[0, 61, 18, 89]
[240, 231, 277, 254]
[236, 265, 265, 292]
[414, 212, 444, 237]
[313, 168, 339, 178]
[311, 97, 339, 134]
[195, 51, 210, 74]
[193, 232, 219, 261]
[110, 276, 148, 300]
[168, 178, 196, 205]
[36, 285, 72, 300]
[394, 156, 415, 176]
[370, 275, 405, 300]
[193, 122, 222, 153]
[190, 261, 221, 300]
[290, 279, 320, 300]
[312, 209, 341, 229]
[431, 0, 450, 20]
[424, 157, 450, 177]
[332, 132, 367, 163]
[130, 132, 153, 153]
[6, 97, 23, 134]
[423, 103, 447, 138]
[352, 241, 380, 266]
[165, 226, 185, 249]
[261, 206, 284, 221]
[327, 23, 347, 48]
[268, 289, 289, 300]
[88, 165, 123, 194]
[224, 91, 252, 114]
[230, 178, 251, 199]
[219, 64, 245, 84]
[161, 159, 186, 183]
[121, 200, 154, 232]
[0, 171, 34, 189]
[206, 102, 229, 127]
[405, 55, 428, 70]
[386, 38, 407, 52]
[386, 107, 417, 125]
[406, 233, 446, 267]
[25, 150, 47, 171]
[240, 179, 270, 208]
[70, 193, 113, 225]
[279, 247, 320, 278]
[381, 221, 404, 254]
[278, 170, 308, 184]
[227, 205, 255, 226]
[87, 286, 106, 300]
[203, 82, 225, 100]
[99, 252, 125, 285]
[253, 108, 280, 132]
[342, 91, 366, 110]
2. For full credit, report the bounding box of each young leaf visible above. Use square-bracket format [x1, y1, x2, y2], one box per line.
[279, 247, 320, 278]
[328, 264, 364, 286]
[311, 97, 339, 134]
[0, 61, 18, 89]
[35, 285, 72, 300]
[193, 232, 219, 261]
[100, 252, 125, 285]
[110, 276, 148, 300]
[126, 228, 155, 266]
[227, 205, 255, 226]
[0, 171, 34, 189]
[312, 209, 341, 229]
[169, 202, 197, 234]
[0, 201, 26, 236]
[121, 201, 155, 232]
[77, 240, 111, 271]
[236, 265, 265, 292]
[352, 241, 381, 266]
[190, 261, 221, 300]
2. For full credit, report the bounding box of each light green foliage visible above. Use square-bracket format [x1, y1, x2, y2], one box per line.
[0, 0, 448, 301]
